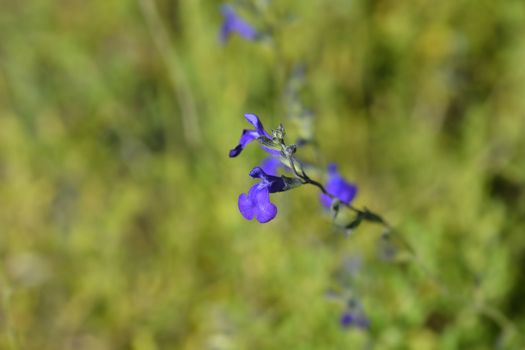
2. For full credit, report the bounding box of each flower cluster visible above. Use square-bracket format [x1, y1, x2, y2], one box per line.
[230, 114, 303, 222]
[229, 113, 358, 224]
[221, 3, 389, 332]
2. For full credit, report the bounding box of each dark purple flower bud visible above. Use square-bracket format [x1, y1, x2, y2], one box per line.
[219, 5, 259, 43]
[340, 311, 354, 327]
[249, 166, 286, 194]
[340, 310, 369, 330]
[320, 163, 358, 208]
[238, 167, 287, 223]
[229, 114, 280, 157]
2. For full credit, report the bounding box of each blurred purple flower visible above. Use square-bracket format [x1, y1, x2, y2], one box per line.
[238, 167, 286, 223]
[229, 113, 280, 158]
[340, 310, 369, 329]
[260, 157, 283, 176]
[320, 163, 358, 208]
[219, 4, 259, 43]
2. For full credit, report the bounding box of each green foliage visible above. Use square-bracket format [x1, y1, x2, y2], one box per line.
[0, 0, 524, 348]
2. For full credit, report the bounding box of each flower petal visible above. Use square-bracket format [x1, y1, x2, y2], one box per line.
[321, 164, 358, 208]
[231, 16, 258, 40]
[244, 113, 270, 138]
[340, 312, 354, 328]
[326, 176, 357, 205]
[320, 193, 333, 208]
[252, 186, 277, 223]
[229, 114, 281, 157]
[238, 184, 278, 223]
[260, 157, 282, 176]
[229, 129, 259, 157]
[238, 192, 255, 220]
[219, 5, 258, 42]
[340, 310, 369, 329]
[219, 5, 235, 43]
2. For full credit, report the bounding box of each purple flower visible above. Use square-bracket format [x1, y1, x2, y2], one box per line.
[260, 156, 283, 176]
[320, 163, 358, 208]
[340, 310, 369, 329]
[238, 167, 287, 223]
[229, 113, 280, 158]
[219, 4, 259, 43]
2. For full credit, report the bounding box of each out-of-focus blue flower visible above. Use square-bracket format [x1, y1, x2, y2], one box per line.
[219, 4, 259, 43]
[238, 167, 286, 223]
[260, 156, 283, 176]
[340, 310, 369, 329]
[229, 114, 280, 158]
[320, 163, 358, 208]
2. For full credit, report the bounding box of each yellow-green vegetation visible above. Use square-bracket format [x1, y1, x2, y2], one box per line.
[1, 0, 525, 349]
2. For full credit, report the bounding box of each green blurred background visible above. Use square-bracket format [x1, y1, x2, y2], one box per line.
[1, 0, 525, 349]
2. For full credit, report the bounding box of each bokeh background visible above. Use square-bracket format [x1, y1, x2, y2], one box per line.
[1, 0, 525, 349]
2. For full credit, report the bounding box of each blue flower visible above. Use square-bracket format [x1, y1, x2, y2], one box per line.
[229, 113, 280, 158]
[260, 156, 283, 176]
[320, 163, 358, 208]
[238, 167, 287, 223]
[219, 4, 259, 43]
[340, 310, 369, 329]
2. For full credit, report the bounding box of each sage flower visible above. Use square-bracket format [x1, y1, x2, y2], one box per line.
[219, 4, 259, 43]
[229, 113, 280, 157]
[320, 163, 358, 208]
[238, 167, 287, 223]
